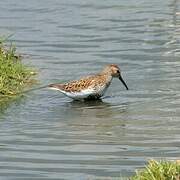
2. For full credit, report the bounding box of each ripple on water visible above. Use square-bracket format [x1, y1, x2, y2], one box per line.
[0, 0, 180, 179]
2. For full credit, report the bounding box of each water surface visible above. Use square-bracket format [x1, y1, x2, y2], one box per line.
[0, 0, 180, 179]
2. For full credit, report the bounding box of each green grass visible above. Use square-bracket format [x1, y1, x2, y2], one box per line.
[0, 37, 36, 101]
[130, 160, 180, 180]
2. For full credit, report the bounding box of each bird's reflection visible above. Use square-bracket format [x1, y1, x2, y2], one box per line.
[60, 98, 127, 132]
[67, 98, 110, 109]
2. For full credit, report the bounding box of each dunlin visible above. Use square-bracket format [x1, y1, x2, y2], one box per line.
[48, 64, 128, 100]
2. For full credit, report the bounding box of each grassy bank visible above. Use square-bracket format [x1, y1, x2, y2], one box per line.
[130, 160, 180, 180]
[0, 37, 35, 100]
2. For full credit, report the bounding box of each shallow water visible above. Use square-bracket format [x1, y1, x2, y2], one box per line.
[0, 0, 180, 179]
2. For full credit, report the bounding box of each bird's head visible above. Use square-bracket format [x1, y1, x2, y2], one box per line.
[103, 64, 128, 90]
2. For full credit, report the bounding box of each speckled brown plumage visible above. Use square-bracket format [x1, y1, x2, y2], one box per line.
[49, 74, 108, 92]
[48, 64, 128, 100]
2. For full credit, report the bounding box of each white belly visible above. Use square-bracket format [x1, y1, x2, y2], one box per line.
[63, 86, 108, 100]
[64, 89, 96, 100]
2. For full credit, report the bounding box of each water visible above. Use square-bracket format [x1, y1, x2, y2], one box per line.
[0, 0, 180, 179]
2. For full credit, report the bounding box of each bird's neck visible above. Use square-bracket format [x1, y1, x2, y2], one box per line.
[98, 71, 113, 85]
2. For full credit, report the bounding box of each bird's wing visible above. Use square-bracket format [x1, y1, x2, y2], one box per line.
[48, 77, 92, 92]
[48, 74, 106, 92]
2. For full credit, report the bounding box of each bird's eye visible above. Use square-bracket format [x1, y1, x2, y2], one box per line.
[117, 70, 120, 73]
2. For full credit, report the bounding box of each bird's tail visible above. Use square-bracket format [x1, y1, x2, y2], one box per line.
[48, 83, 64, 91]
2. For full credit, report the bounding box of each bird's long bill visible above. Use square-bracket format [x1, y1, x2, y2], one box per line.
[119, 75, 128, 90]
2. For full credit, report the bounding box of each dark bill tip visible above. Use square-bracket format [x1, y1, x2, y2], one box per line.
[119, 75, 128, 90]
